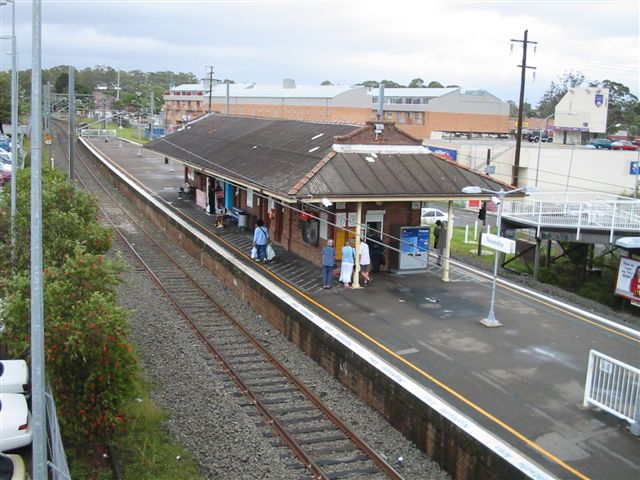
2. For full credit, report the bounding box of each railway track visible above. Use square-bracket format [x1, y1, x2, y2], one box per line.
[51, 121, 404, 480]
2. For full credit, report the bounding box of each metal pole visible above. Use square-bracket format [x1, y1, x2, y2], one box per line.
[535, 114, 553, 187]
[353, 202, 362, 288]
[442, 200, 454, 282]
[30, 1, 47, 478]
[9, 0, 17, 269]
[377, 82, 385, 119]
[565, 144, 575, 192]
[513, 30, 528, 187]
[226, 82, 230, 114]
[635, 150, 639, 199]
[68, 66, 75, 181]
[482, 190, 504, 328]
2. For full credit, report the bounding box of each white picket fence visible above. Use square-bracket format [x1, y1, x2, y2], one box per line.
[583, 350, 639, 430]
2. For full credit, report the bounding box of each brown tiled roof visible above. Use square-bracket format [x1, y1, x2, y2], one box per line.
[146, 114, 514, 201]
[296, 152, 513, 198]
[145, 114, 357, 196]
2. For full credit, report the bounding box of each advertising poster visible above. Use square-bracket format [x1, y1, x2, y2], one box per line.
[614, 257, 640, 302]
[399, 226, 430, 270]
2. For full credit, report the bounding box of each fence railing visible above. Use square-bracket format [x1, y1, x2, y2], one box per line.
[80, 128, 117, 138]
[583, 350, 639, 431]
[503, 192, 640, 241]
[46, 386, 71, 480]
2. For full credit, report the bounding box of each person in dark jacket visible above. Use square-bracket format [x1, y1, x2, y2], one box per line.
[321, 239, 336, 289]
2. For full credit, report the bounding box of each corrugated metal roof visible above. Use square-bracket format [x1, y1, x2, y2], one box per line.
[367, 87, 458, 97]
[171, 84, 207, 91]
[207, 83, 362, 99]
[145, 115, 357, 196]
[297, 152, 510, 198]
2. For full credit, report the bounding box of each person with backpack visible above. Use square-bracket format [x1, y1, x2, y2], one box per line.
[252, 219, 270, 264]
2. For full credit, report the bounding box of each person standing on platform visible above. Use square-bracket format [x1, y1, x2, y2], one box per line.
[339, 239, 356, 288]
[359, 239, 372, 286]
[321, 239, 336, 289]
[252, 219, 270, 264]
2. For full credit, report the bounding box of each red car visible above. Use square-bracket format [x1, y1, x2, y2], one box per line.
[611, 141, 638, 151]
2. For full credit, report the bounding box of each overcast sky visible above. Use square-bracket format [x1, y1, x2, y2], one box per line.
[1, 0, 638, 105]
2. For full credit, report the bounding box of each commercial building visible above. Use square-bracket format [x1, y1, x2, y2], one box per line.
[162, 80, 510, 140]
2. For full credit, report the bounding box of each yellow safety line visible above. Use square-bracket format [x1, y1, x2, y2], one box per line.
[202, 227, 591, 480]
[500, 284, 640, 344]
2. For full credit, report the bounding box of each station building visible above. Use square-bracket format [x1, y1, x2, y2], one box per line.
[162, 80, 510, 140]
[146, 114, 511, 267]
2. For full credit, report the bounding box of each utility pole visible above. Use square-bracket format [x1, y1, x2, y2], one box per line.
[510, 29, 537, 187]
[30, 1, 47, 478]
[68, 66, 75, 182]
[205, 65, 214, 112]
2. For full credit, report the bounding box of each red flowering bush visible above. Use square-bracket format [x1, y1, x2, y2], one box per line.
[0, 167, 137, 444]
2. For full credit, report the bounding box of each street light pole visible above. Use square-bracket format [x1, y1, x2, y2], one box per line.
[535, 113, 554, 187]
[461, 185, 535, 327]
[484, 190, 507, 327]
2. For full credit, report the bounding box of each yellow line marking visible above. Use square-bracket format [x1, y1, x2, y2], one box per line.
[194, 224, 591, 480]
[500, 284, 640, 344]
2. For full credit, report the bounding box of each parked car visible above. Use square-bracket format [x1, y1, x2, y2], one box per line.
[0, 394, 32, 452]
[0, 453, 28, 480]
[0, 153, 12, 173]
[0, 361, 28, 395]
[526, 130, 552, 143]
[421, 208, 447, 226]
[610, 141, 638, 151]
[589, 138, 612, 149]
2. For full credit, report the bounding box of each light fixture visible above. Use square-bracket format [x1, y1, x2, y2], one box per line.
[321, 198, 332, 207]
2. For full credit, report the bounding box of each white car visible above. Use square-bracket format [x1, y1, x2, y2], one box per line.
[0, 153, 11, 173]
[0, 361, 28, 394]
[0, 453, 28, 480]
[0, 394, 32, 452]
[420, 208, 447, 226]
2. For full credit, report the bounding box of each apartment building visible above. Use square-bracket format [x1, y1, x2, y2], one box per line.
[163, 80, 510, 139]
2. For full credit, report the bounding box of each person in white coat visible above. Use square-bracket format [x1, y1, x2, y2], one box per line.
[339, 240, 356, 288]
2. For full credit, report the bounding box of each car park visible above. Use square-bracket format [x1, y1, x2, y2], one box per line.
[0, 453, 28, 480]
[610, 140, 638, 151]
[589, 138, 612, 149]
[0, 361, 28, 395]
[0, 394, 32, 452]
[420, 208, 447, 226]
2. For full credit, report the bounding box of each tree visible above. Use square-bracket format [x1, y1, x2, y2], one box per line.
[507, 100, 534, 118]
[446, 84, 460, 88]
[0, 167, 137, 444]
[0, 72, 9, 133]
[536, 71, 585, 118]
[358, 80, 379, 88]
[380, 79, 404, 88]
[427, 80, 444, 88]
[320, 80, 333, 86]
[408, 78, 425, 88]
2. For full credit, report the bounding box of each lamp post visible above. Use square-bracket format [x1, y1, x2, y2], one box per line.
[534, 113, 554, 187]
[461, 185, 536, 327]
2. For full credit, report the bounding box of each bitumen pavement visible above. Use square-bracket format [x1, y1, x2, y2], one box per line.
[88, 137, 640, 480]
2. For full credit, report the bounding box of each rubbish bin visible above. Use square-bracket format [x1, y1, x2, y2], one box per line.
[238, 211, 248, 230]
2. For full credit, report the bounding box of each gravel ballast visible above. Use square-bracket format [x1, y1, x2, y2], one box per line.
[114, 219, 450, 479]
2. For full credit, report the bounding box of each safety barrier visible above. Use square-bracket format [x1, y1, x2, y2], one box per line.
[583, 350, 639, 432]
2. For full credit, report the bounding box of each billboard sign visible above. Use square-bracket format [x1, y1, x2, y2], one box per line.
[426, 145, 457, 161]
[399, 226, 430, 270]
[614, 257, 640, 303]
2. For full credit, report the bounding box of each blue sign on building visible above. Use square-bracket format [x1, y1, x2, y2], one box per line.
[426, 145, 457, 161]
[630, 161, 639, 175]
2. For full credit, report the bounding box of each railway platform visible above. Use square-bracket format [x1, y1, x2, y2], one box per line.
[87, 137, 640, 480]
